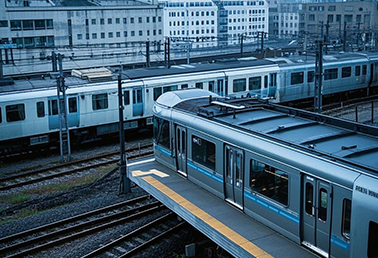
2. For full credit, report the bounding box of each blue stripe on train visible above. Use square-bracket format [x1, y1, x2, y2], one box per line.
[187, 160, 223, 184]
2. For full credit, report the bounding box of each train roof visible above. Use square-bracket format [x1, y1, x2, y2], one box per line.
[121, 58, 276, 79]
[162, 89, 378, 176]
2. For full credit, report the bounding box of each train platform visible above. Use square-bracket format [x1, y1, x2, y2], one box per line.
[128, 157, 319, 258]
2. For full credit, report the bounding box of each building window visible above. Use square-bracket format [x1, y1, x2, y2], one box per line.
[22, 20, 33, 30]
[92, 93, 108, 110]
[139, 30, 143, 36]
[116, 32, 120, 37]
[46, 19, 53, 29]
[328, 6, 336, 11]
[344, 15, 352, 23]
[92, 33, 97, 39]
[101, 32, 105, 38]
[35, 20, 46, 30]
[158, 16, 162, 22]
[138, 17, 142, 23]
[108, 18, 112, 24]
[116, 18, 120, 24]
[100, 18, 104, 25]
[250, 159, 288, 206]
[131, 31, 135, 36]
[124, 31, 127, 37]
[77, 34, 83, 40]
[130, 17, 134, 23]
[10, 20, 22, 31]
[86, 33, 89, 40]
[192, 135, 216, 171]
[108, 32, 113, 38]
[153, 17, 156, 23]
[91, 19, 96, 25]
[146, 17, 150, 23]
[309, 14, 315, 21]
[6, 104, 25, 122]
[0, 20, 8, 27]
[123, 18, 127, 24]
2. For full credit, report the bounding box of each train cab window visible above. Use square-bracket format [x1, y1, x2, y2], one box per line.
[324, 68, 338, 80]
[92, 93, 108, 110]
[68, 97, 77, 113]
[233, 79, 246, 92]
[195, 82, 203, 89]
[154, 87, 162, 101]
[307, 71, 315, 83]
[249, 160, 288, 206]
[36, 102, 45, 118]
[124, 90, 130, 105]
[163, 85, 178, 93]
[368, 221, 378, 258]
[209, 81, 215, 92]
[153, 117, 170, 150]
[355, 66, 361, 76]
[342, 67, 352, 78]
[192, 135, 216, 171]
[342, 198, 351, 239]
[362, 65, 367, 76]
[249, 76, 261, 90]
[181, 84, 188, 89]
[319, 188, 327, 221]
[291, 72, 304, 85]
[6, 104, 25, 122]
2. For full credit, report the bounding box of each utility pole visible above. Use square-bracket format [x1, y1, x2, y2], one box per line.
[57, 53, 71, 162]
[164, 37, 170, 68]
[325, 19, 330, 54]
[240, 34, 244, 58]
[52, 51, 57, 72]
[186, 38, 191, 64]
[146, 40, 150, 67]
[118, 73, 130, 195]
[314, 41, 324, 114]
[343, 22, 347, 52]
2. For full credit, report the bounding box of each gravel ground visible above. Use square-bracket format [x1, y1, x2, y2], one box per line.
[0, 140, 210, 258]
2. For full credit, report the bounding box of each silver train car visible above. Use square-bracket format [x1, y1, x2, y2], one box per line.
[1, 51, 378, 155]
[153, 89, 378, 258]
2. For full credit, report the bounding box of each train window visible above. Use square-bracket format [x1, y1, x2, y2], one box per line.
[307, 71, 315, 83]
[342, 198, 351, 239]
[154, 87, 162, 101]
[195, 82, 203, 89]
[181, 84, 188, 89]
[342, 67, 352, 78]
[92, 93, 108, 110]
[264, 75, 268, 88]
[249, 160, 288, 206]
[133, 89, 143, 104]
[36, 101, 45, 118]
[153, 117, 170, 150]
[192, 135, 216, 171]
[269, 73, 277, 87]
[355, 66, 361, 76]
[362, 65, 367, 75]
[6, 104, 25, 122]
[249, 76, 261, 90]
[233, 79, 246, 92]
[318, 188, 327, 221]
[368, 221, 378, 258]
[69, 97, 77, 113]
[291, 72, 304, 85]
[124, 90, 130, 105]
[305, 183, 314, 215]
[209, 81, 215, 92]
[324, 68, 338, 81]
[163, 85, 178, 93]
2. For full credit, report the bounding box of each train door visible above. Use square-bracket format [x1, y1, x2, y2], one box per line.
[132, 87, 144, 117]
[215, 79, 224, 96]
[224, 145, 244, 209]
[175, 125, 187, 177]
[302, 175, 332, 257]
[48, 96, 79, 130]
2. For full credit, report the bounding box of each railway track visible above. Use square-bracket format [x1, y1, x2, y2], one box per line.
[0, 195, 167, 258]
[82, 212, 187, 258]
[0, 143, 153, 192]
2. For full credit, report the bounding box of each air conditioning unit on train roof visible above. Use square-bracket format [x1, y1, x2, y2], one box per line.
[71, 67, 114, 83]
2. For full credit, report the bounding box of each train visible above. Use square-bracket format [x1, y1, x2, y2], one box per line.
[1, 51, 378, 156]
[153, 88, 378, 258]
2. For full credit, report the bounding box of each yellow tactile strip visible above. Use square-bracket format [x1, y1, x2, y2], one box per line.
[142, 176, 274, 258]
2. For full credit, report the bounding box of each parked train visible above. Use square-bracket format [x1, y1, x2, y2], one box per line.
[1, 51, 378, 156]
[153, 89, 378, 258]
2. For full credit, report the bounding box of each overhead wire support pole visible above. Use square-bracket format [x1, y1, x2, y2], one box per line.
[146, 40, 150, 67]
[314, 41, 324, 114]
[118, 73, 130, 195]
[57, 53, 71, 162]
[240, 34, 244, 58]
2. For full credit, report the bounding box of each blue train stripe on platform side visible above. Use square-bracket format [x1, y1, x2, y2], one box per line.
[244, 191, 299, 224]
[156, 145, 172, 157]
[187, 160, 223, 184]
[331, 235, 349, 250]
